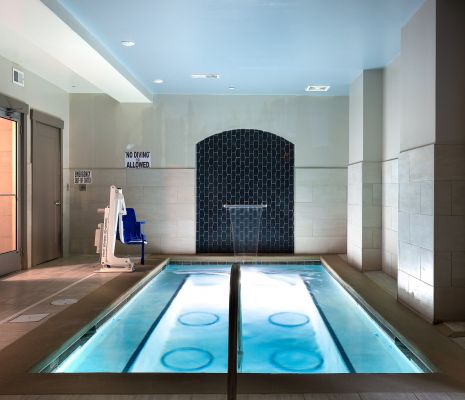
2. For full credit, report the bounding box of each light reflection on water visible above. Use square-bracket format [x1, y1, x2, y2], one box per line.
[52, 264, 424, 374]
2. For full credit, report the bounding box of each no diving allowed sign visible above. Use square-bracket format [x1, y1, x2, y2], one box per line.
[125, 151, 151, 168]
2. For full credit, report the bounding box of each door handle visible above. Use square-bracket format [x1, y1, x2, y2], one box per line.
[55, 201, 61, 206]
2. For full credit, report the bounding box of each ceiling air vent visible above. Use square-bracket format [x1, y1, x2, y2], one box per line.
[305, 85, 330, 92]
[192, 73, 220, 79]
[12, 68, 25, 87]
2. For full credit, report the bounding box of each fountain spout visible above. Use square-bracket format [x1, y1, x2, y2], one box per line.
[223, 204, 267, 258]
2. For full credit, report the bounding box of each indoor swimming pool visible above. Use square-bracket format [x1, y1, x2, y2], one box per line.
[41, 263, 426, 374]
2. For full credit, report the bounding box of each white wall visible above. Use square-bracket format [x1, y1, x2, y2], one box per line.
[433, 0, 465, 321]
[400, 0, 436, 151]
[349, 70, 383, 165]
[70, 94, 348, 169]
[381, 159, 399, 278]
[0, 54, 70, 266]
[398, 145, 435, 321]
[69, 93, 349, 255]
[295, 168, 347, 254]
[397, 0, 465, 322]
[363, 70, 383, 162]
[349, 74, 364, 165]
[382, 57, 401, 161]
[381, 56, 402, 278]
[398, 0, 436, 322]
[435, 0, 465, 146]
[347, 70, 383, 270]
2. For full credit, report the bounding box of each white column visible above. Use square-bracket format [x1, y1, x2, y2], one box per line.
[347, 70, 383, 271]
[398, 0, 465, 322]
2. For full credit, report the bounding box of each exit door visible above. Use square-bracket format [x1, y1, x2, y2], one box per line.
[0, 108, 22, 276]
[32, 110, 63, 266]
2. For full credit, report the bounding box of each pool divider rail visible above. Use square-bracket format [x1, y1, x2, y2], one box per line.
[227, 263, 241, 400]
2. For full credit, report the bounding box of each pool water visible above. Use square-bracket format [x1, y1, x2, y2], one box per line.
[51, 264, 425, 373]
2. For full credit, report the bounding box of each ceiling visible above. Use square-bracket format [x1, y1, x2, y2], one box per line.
[0, 0, 151, 102]
[46, 0, 423, 96]
[0, 18, 100, 95]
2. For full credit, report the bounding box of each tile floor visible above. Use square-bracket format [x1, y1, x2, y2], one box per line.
[364, 271, 398, 298]
[364, 269, 465, 351]
[0, 256, 117, 351]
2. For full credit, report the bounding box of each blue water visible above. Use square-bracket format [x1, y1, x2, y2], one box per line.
[52, 264, 424, 373]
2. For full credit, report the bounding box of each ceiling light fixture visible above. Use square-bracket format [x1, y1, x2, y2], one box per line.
[192, 73, 220, 79]
[121, 40, 135, 47]
[153, 79, 164, 84]
[228, 86, 236, 90]
[305, 85, 330, 92]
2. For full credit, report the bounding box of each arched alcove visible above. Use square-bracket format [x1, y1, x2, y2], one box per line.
[196, 129, 294, 253]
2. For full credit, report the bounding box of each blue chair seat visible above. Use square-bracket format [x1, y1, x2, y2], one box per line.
[116, 208, 147, 264]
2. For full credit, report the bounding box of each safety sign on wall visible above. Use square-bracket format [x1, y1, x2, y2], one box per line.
[74, 170, 92, 184]
[125, 151, 151, 168]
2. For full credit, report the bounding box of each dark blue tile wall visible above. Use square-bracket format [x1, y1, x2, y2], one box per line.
[196, 129, 294, 253]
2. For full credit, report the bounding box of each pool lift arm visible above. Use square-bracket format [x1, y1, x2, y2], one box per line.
[94, 185, 135, 272]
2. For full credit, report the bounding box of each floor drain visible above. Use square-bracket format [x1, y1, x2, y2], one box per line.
[10, 313, 49, 323]
[51, 298, 78, 306]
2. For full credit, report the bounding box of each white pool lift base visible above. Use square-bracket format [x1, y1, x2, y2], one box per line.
[94, 185, 135, 273]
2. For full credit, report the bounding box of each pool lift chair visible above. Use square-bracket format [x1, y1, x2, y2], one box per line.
[94, 185, 146, 272]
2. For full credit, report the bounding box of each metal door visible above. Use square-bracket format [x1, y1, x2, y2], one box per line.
[32, 111, 63, 266]
[0, 109, 21, 275]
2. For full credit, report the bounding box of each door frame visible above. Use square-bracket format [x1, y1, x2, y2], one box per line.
[31, 109, 64, 267]
[0, 93, 28, 272]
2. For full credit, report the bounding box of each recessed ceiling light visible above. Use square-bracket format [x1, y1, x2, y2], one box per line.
[192, 73, 220, 79]
[305, 85, 330, 92]
[121, 40, 135, 47]
[228, 86, 236, 90]
[153, 79, 164, 84]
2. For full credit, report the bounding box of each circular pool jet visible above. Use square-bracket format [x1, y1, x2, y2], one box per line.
[271, 349, 324, 372]
[268, 312, 310, 328]
[161, 347, 214, 371]
[178, 311, 220, 326]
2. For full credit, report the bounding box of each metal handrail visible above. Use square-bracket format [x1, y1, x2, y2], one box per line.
[227, 263, 241, 400]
